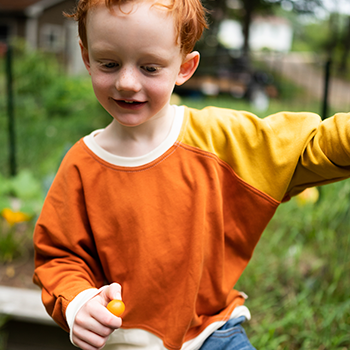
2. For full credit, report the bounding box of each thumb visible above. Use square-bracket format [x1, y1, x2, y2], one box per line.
[102, 282, 122, 303]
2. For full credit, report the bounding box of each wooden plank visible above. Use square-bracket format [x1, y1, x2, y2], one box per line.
[0, 286, 53, 324]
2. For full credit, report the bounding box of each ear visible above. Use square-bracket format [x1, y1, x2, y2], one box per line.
[80, 40, 92, 75]
[176, 51, 200, 86]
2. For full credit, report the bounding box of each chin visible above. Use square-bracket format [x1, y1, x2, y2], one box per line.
[113, 116, 146, 128]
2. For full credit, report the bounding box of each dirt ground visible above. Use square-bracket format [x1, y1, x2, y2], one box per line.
[0, 248, 37, 290]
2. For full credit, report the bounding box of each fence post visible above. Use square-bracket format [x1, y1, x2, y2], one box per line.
[321, 58, 332, 120]
[6, 43, 16, 177]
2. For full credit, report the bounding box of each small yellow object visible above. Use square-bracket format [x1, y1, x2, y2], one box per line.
[107, 300, 125, 317]
[296, 187, 319, 206]
[6, 266, 15, 278]
[1, 208, 31, 226]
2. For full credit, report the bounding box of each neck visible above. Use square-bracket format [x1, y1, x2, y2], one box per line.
[95, 104, 175, 157]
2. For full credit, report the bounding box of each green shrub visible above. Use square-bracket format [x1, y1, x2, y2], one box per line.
[0, 41, 110, 179]
[0, 170, 43, 262]
[0, 43, 349, 348]
[237, 181, 350, 349]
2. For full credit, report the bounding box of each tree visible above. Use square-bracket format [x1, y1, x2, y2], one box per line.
[241, 0, 272, 55]
[202, 0, 324, 55]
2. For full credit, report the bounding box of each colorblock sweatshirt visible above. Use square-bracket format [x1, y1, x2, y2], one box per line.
[33, 105, 350, 350]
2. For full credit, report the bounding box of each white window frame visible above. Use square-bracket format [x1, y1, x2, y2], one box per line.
[40, 23, 64, 52]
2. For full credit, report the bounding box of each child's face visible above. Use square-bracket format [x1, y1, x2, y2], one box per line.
[81, 1, 197, 127]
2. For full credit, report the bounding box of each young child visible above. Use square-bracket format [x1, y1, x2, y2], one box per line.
[33, 0, 350, 349]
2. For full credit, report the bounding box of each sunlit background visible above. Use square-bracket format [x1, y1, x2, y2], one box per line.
[0, 0, 349, 349]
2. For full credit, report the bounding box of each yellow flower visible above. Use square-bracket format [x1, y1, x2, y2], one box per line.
[1, 208, 32, 226]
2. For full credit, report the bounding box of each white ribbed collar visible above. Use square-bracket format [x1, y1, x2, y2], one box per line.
[83, 105, 184, 167]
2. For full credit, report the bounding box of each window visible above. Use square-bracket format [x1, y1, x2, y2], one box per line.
[0, 24, 9, 43]
[40, 24, 63, 52]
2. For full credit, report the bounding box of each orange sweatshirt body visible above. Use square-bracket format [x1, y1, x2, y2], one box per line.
[33, 106, 350, 349]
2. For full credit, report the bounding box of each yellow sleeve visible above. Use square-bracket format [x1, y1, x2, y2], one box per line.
[182, 107, 350, 202]
[286, 112, 350, 199]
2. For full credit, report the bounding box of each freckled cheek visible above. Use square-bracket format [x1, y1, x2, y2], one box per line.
[91, 75, 115, 98]
[147, 79, 176, 101]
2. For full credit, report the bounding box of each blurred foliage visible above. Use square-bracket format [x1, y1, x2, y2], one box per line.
[0, 35, 349, 349]
[199, 0, 350, 81]
[292, 19, 331, 53]
[0, 39, 111, 179]
[277, 8, 350, 78]
[200, 0, 323, 55]
[10, 40, 101, 120]
[238, 181, 350, 349]
[0, 170, 43, 262]
[0, 219, 33, 263]
[0, 41, 110, 264]
[0, 316, 7, 350]
[13, 40, 61, 98]
[0, 170, 43, 216]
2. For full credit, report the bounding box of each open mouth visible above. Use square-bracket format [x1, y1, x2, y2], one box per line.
[122, 100, 141, 104]
[114, 99, 147, 109]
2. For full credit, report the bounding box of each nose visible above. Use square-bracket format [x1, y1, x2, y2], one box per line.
[116, 66, 142, 92]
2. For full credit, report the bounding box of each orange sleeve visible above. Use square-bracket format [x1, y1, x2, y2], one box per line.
[33, 143, 105, 331]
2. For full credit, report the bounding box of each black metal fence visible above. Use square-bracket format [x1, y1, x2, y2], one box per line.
[3, 47, 350, 178]
[255, 51, 350, 117]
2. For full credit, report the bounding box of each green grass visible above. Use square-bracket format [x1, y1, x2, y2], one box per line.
[239, 181, 350, 349]
[0, 76, 111, 179]
[0, 50, 349, 348]
[180, 95, 323, 116]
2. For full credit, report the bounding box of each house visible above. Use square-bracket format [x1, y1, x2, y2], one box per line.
[0, 0, 85, 74]
[250, 16, 293, 52]
[218, 16, 293, 53]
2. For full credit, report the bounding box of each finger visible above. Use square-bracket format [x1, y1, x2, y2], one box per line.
[90, 304, 122, 329]
[73, 313, 115, 349]
[73, 330, 108, 350]
[75, 302, 121, 334]
[105, 282, 122, 301]
[75, 310, 117, 337]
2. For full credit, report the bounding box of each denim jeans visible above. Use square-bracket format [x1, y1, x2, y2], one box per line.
[198, 316, 256, 350]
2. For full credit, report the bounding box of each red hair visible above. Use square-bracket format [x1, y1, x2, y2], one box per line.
[65, 0, 208, 55]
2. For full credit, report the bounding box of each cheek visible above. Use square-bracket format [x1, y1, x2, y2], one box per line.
[147, 75, 177, 100]
[91, 72, 114, 96]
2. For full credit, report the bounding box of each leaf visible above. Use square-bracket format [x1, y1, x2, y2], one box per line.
[9, 170, 43, 200]
[20, 198, 43, 216]
[0, 197, 12, 211]
[0, 173, 12, 196]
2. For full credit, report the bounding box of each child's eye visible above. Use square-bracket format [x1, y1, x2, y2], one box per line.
[142, 66, 159, 74]
[105, 62, 118, 68]
[100, 62, 118, 69]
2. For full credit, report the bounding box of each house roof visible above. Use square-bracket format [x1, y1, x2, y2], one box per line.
[0, 0, 42, 11]
[0, 0, 67, 12]
[253, 15, 291, 26]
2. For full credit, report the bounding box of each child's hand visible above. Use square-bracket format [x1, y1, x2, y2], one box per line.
[72, 283, 123, 350]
